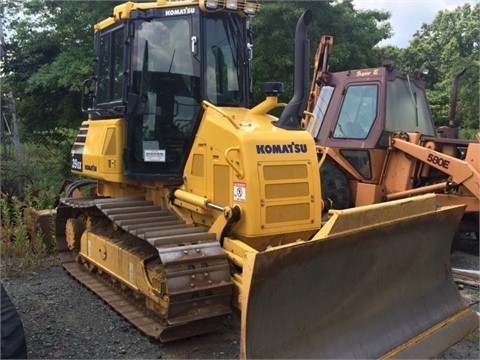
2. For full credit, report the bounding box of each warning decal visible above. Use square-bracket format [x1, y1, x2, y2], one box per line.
[233, 182, 246, 202]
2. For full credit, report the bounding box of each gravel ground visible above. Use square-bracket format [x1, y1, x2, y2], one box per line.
[2, 263, 240, 359]
[2, 250, 479, 359]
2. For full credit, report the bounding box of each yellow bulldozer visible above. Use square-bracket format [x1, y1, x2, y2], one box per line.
[305, 36, 480, 245]
[55, 1, 478, 358]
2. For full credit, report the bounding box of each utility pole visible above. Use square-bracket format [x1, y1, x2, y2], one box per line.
[1, 7, 24, 195]
[3, 92, 23, 195]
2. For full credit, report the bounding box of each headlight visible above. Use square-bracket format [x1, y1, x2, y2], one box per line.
[226, 0, 238, 10]
[243, 1, 258, 15]
[200, 0, 258, 16]
[204, 0, 219, 10]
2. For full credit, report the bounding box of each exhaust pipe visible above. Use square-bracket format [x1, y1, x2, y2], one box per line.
[275, 10, 312, 130]
[448, 68, 467, 128]
[440, 68, 466, 139]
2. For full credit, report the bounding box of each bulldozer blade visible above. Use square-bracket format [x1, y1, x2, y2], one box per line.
[240, 194, 478, 359]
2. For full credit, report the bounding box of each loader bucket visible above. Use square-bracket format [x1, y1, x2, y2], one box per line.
[240, 194, 478, 359]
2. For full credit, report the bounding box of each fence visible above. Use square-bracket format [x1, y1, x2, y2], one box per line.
[1, 128, 75, 199]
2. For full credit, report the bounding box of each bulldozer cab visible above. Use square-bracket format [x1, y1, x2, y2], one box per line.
[84, 2, 254, 181]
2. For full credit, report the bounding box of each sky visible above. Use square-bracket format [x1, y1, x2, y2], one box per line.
[352, 0, 479, 48]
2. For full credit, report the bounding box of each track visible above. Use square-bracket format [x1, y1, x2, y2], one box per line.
[56, 196, 233, 342]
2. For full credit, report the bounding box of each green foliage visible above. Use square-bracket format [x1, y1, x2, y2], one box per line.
[372, 45, 405, 67]
[0, 193, 57, 278]
[11, 198, 31, 257]
[1, 127, 76, 199]
[252, 0, 392, 102]
[34, 127, 78, 154]
[1, 198, 37, 267]
[459, 128, 479, 141]
[1, 198, 14, 238]
[391, 3, 480, 130]
[2, 0, 123, 132]
[321, 0, 391, 70]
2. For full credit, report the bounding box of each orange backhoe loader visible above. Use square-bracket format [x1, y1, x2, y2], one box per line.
[305, 36, 479, 242]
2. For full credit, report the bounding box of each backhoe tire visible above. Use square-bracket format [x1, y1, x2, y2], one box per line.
[1, 283, 27, 359]
[320, 160, 351, 210]
[451, 214, 480, 254]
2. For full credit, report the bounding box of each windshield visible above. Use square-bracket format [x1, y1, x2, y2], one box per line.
[132, 19, 196, 76]
[333, 84, 377, 139]
[386, 77, 435, 136]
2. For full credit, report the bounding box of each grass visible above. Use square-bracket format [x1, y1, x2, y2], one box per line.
[0, 177, 96, 278]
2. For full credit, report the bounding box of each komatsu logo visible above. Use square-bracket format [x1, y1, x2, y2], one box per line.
[165, 7, 195, 16]
[256, 142, 308, 154]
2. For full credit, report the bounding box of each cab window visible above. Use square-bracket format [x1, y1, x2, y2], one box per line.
[333, 85, 377, 139]
[97, 26, 124, 105]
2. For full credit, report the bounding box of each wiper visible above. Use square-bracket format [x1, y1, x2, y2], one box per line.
[406, 74, 419, 127]
[128, 40, 149, 115]
[109, 106, 126, 115]
[168, 49, 176, 73]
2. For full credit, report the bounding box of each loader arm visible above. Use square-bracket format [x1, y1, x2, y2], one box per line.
[390, 136, 480, 209]
[306, 36, 334, 110]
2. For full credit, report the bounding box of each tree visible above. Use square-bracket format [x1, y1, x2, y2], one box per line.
[1, 0, 122, 133]
[399, 3, 479, 129]
[252, 0, 392, 103]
